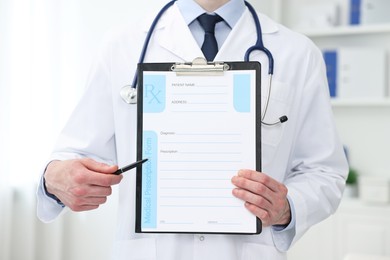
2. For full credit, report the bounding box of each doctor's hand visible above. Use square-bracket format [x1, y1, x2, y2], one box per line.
[231, 169, 291, 227]
[44, 158, 122, 212]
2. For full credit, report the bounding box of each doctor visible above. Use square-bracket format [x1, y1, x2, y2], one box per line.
[37, 0, 348, 259]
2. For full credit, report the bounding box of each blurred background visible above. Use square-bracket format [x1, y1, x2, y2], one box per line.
[1, 0, 389, 259]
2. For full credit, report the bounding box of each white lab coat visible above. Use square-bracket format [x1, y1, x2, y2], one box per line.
[37, 4, 348, 260]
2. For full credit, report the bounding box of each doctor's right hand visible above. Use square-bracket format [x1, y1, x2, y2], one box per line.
[43, 158, 122, 212]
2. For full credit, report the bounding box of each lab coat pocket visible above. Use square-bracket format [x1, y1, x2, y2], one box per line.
[241, 243, 286, 260]
[261, 81, 290, 147]
[112, 238, 156, 260]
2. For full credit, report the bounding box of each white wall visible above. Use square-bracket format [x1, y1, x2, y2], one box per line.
[0, 1, 172, 260]
[1, 0, 172, 184]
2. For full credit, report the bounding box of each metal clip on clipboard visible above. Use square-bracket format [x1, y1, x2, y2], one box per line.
[171, 57, 230, 76]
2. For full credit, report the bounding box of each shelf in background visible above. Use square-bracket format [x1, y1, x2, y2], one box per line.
[331, 98, 390, 107]
[298, 24, 390, 37]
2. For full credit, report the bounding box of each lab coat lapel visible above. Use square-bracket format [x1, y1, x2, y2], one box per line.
[155, 4, 203, 62]
[216, 10, 279, 62]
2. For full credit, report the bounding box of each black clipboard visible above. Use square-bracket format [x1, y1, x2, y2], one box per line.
[135, 58, 262, 235]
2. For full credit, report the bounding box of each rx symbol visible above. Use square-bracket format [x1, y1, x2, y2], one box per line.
[144, 84, 161, 104]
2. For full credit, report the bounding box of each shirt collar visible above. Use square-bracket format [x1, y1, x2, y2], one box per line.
[176, 0, 245, 29]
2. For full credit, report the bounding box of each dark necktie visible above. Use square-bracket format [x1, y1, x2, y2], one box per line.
[197, 13, 223, 61]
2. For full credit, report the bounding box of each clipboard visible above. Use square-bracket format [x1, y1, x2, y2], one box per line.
[135, 58, 262, 235]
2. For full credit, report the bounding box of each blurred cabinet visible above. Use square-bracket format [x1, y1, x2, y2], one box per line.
[253, 1, 390, 259]
[256, 0, 390, 178]
[288, 199, 390, 260]
[302, 23, 390, 177]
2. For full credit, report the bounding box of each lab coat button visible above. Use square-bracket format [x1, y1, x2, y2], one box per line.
[199, 236, 205, 241]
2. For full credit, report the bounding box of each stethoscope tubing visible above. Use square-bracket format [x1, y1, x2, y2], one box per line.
[243, 1, 274, 75]
[124, 0, 285, 125]
[131, 0, 274, 89]
[130, 0, 177, 89]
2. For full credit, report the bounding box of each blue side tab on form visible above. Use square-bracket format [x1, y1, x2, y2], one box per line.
[142, 131, 158, 229]
[233, 74, 251, 113]
[143, 75, 166, 113]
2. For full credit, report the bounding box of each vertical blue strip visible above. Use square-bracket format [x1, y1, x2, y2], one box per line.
[233, 74, 251, 113]
[142, 131, 157, 229]
[350, 0, 361, 25]
[323, 51, 338, 98]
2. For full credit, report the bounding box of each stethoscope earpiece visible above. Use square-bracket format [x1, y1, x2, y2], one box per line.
[120, 85, 137, 104]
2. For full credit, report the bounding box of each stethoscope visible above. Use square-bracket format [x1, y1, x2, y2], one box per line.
[120, 0, 288, 126]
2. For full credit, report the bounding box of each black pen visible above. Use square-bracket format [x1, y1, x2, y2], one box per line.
[114, 158, 148, 175]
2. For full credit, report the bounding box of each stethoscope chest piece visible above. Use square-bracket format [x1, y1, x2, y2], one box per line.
[120, 85, 137, 104]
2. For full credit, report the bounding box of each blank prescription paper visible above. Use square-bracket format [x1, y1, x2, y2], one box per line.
[136, 64, 261, 234]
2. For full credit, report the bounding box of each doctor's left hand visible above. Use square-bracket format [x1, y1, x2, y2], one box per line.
[231, 169, 291, 227]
